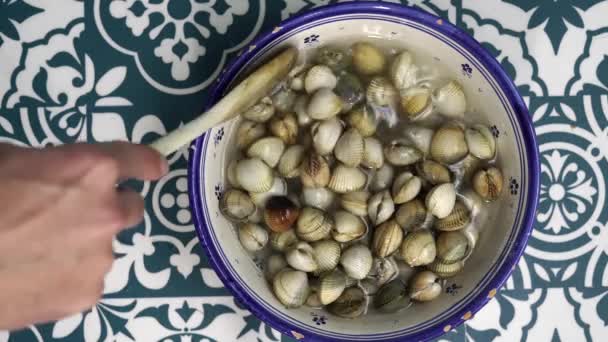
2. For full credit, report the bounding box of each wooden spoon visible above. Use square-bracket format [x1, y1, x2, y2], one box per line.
[149, 47, 298, 156]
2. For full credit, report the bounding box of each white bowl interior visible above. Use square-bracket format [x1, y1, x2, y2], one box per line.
[196, 15, 530, 340]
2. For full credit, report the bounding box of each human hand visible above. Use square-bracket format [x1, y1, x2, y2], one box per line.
[0, 142, 168, 330]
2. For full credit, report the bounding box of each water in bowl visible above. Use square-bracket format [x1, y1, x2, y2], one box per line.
[221, 38, 504, 319]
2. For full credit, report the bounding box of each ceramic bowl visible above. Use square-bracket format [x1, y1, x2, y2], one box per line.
[188, 2, 539, 341]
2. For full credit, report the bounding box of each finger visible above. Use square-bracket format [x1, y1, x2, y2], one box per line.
[115, 189, 146, 230]
[0, 142, 25, 157]
[95, 142, 169, 181]
[0, 144, 50, 177]
[58, 142, 167, 181]
[0, 143, 149, 184]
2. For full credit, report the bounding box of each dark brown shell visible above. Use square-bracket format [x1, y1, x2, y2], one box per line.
[264, 196, 300, 232]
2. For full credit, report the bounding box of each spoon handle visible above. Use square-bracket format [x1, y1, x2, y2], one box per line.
[148, 106, 228, 157]
[149, 47, 298, 157]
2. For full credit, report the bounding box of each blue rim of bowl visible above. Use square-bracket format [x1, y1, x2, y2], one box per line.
[189, 2, 540, 341]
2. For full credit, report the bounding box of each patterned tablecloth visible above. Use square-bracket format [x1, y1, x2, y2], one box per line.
[0, 0, 607, 341]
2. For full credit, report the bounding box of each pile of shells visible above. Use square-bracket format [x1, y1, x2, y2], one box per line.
[220, 41, 505, 318]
